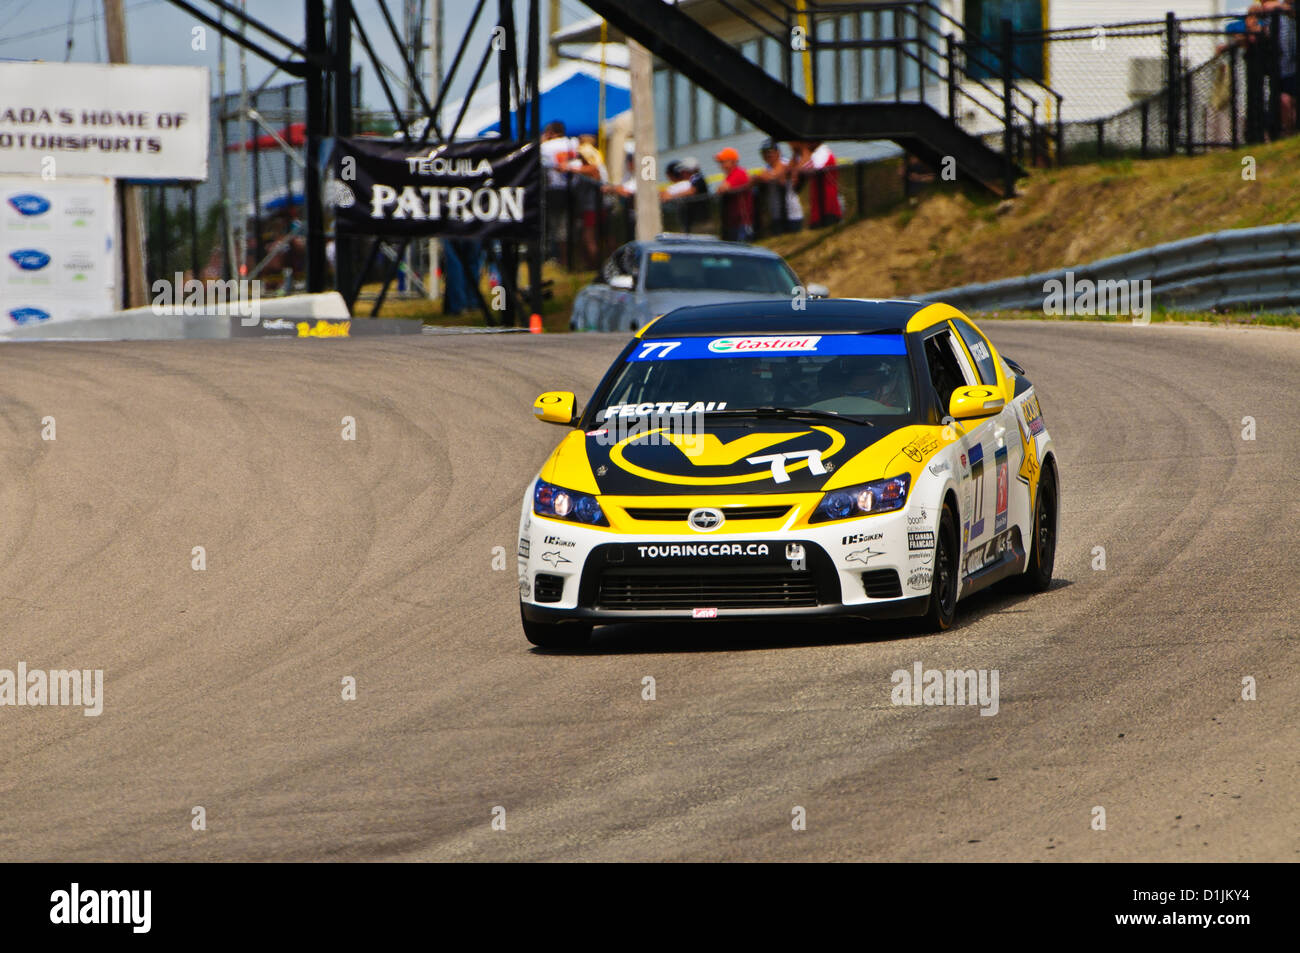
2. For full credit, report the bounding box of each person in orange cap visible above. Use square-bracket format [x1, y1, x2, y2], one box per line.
[714, 146, 753, 242]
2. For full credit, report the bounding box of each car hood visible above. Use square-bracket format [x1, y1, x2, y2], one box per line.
[540, 418, 949, 498]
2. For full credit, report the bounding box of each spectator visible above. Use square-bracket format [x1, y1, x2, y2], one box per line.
[441, 238, 487, 318]
[756, 139, 804, 234]
[713, 146, 754, 243]
[792, 139, 843, 228]
[540, 120, 580, 187]
[1273, 1, 1297, 133]
[603, 141, 638, 243]
[572, 133, 607, 268]
[661, 157, 708, 232]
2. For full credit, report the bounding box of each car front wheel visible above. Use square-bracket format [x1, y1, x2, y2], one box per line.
[921, 504, 960, 632]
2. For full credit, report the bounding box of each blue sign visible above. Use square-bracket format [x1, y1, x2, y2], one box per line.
[628, 334, 907, 362]
[8, 307, 51, 325]
[7, 193, 51, 217]
[9, 249, 51, 271]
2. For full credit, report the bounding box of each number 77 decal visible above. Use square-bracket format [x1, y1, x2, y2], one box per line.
[746, 449, 826, 484]
[636, 340, 680, 360]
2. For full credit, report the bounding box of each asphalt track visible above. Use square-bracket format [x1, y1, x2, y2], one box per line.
[0, 321, 1296, 862]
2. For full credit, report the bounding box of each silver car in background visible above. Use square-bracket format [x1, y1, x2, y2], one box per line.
[570, 234, 827, 332]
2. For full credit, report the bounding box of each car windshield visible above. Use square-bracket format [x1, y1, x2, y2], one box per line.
[594, 333, 916, 422]
[642, 251, 797, 293]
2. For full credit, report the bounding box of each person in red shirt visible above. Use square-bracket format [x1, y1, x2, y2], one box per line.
[714, 146, 754, 243]
[793, 139, 843, 228]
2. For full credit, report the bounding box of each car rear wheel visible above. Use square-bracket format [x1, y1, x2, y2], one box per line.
[1011, 464, 1057, 593]
[520, 605, 592, 649]
[921, 504, 960, 632]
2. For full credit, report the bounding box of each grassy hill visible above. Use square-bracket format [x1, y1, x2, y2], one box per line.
[763, 135, 1300, 304]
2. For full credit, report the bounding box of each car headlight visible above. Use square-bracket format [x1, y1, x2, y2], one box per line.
[810, 474, 911, 523]
[533, 479, 609, 526]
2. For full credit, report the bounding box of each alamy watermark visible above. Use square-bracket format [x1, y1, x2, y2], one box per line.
[587, 406, 710, 449]
[1043, 271, 1152, 325]
[891, 661, 999, 716]
[0, 662, 103, 716]
[150, 272, 261, 326]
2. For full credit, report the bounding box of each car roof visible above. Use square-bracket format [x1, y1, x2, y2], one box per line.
[643, 298, 929, 337]
[634, 236, 782, 258]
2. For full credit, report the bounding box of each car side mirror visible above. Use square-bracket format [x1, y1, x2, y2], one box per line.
[806, 283, 830, 298]
[533, 391, 578, 425]
[948, 384, 1006, 420]
[609, 274, 634, 291]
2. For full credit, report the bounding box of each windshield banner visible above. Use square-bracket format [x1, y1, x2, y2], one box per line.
[627, 335, 907, 361]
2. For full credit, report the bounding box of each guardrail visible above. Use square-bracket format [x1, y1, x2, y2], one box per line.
[917, 223, 1300, 313]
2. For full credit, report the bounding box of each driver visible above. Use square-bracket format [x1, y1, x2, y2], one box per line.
[822, 357, 905, 407]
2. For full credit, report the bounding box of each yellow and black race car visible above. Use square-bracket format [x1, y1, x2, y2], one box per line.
[518, 299, 1058, 648]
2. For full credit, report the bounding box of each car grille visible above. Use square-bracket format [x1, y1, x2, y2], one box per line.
[860, 569, 902, 599]
[622, 505, 792, 522]
[595, 568, 819, 610]
[534, 573, 565, 603]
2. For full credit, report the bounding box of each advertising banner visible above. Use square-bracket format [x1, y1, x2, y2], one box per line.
[329, 137, 539, 240]
[0, 63, 209, 181]
[1, 175, 116, 331]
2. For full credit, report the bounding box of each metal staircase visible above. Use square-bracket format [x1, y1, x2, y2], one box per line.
[579, 0, 1063, 197]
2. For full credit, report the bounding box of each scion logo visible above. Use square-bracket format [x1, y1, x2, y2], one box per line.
[902, 433, 940, 463]
[9, 248, 51, 271]
[688, 507, 724, 532]
[7, 193, 51, 216]
[8, 306, 51, 325]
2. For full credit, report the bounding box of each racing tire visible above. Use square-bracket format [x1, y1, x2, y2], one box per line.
[920, 503, 960, 632]
[520, 606, 593, 649]
[1010, 463, 1057, 593]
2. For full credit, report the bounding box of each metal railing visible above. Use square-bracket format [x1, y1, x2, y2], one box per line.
[917, 223, 1300, 313]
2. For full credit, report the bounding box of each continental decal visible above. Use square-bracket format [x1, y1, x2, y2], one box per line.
[609, 425, 846, 487]
[297, 319, 351, 338]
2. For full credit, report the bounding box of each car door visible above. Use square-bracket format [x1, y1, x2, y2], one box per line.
[920, 324, 996, 568]
[951, 316, 1026, 555]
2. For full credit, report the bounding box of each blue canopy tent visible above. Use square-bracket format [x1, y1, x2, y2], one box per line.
[475, 70, 630, 138]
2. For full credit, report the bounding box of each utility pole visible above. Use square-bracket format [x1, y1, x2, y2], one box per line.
[426, 0, 442, 301]
[103, 0, 148, 307]
[627, 40, 662, 240]
[548, 0, 560, 68]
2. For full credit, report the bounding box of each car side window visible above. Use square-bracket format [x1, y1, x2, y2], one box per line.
[623, 246, 641, 286]
[923, 329, 975, 413]
[600, 246, 624, 284]
[953, 318, 998, 385]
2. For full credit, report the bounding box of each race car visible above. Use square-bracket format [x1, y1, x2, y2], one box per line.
[518, 298, 1058, 648]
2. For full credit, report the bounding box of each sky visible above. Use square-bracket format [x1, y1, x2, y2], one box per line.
[0, 0, 582, 111]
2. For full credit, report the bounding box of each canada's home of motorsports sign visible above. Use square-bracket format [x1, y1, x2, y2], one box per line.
[0, 62, 209, 181]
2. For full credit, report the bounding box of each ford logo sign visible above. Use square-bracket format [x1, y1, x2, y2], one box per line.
[8, 307, 51, 325]
[7, 193, 51, 217]
[687, 507, 724, 532]
[9, 249, 51, 271]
